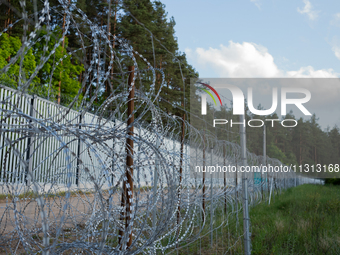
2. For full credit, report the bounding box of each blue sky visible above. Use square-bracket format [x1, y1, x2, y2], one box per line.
[160, 0, 340, 129]
[161, 0, 340, 78]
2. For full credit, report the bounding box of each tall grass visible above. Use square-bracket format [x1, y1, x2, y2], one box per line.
[168, 184, 340, 254]
[251, 184, 340, 254]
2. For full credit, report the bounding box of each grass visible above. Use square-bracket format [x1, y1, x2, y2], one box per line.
[167, 184, 340, 254]
[251, 184, 340, 254]
[0, 189, 95, 202]
[164, 198, 244, 255]
[0, 190, 37, 201]
[0, 185, 162, 201]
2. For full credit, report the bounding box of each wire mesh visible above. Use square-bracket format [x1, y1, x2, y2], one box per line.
[0, 1, 322, 254]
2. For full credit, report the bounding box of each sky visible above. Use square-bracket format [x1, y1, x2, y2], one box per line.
[161, 0, 340, 77]
[160, 0, 340, 129]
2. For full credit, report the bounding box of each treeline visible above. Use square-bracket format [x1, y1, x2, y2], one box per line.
[247, 113, 340, 168]
[1, 1, 339, 171]
[201, 101, 340, 169]
[0, 0, 197, 115]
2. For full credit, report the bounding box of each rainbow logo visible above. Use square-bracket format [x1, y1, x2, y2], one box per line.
[197, 82, 222, 115]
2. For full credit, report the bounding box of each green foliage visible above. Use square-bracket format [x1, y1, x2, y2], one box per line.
[168, 184, 340, 254]
[267, 142, 288, 163]
[0, 30, 84, 104]
[0, 33, 39, 88]
[1, 0, 198, 114]
[33, 28, 84, 103]
[251, 184, 340, 254]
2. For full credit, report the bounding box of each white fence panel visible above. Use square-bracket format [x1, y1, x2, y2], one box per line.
[0, 85, 190, 191]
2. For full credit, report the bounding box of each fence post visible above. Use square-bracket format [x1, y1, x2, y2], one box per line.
[202, 131, 206, 221]
[172, 138, 176, 195]
[240, 114, 251, 255]
[210, 147, 213, 247]
[76, 113, 82, 186]
[125, 66, 135, 249]
[177, 111, 185, 239]
[118, 66, 135, 250]
[152, 133, 159, 230]
[25, 94, 36, 187]
[269, 177, 273, 205]
[235, 153, 238, 226]
[112, 118, 116, 186]
[262, 125, 266, 200]
[195, 146, 198, 189]
[224, 144, 227, 214]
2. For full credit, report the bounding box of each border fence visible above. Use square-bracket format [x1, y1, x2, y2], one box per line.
[0, 83, 322, 254]
[0, 84, 187, 189]
[0, 1, 323, 254]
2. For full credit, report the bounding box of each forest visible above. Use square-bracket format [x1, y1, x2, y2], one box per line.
[0, 0, 339, 180]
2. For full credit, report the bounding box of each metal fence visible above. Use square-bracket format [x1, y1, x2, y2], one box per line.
[0, 1, 324, 253]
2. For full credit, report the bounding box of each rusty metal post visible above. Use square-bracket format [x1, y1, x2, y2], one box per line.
[119, 66, 135, 250]
[125, 65, 135, 248]
[177, 113, 185, 238]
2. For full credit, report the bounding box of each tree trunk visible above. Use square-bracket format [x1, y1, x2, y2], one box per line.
[110, 0, 117, 81]
[58, 0, 71, 104]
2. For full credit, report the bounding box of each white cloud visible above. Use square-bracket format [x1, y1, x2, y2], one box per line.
[250, 0, 261, 10]
[331, 13, 340, 27]
[286, 66, 337, 78]
[332, 46, 340, 60]
[185, 41, 282, 77]
[185, 41, 338, 78]
[297, 0, 319, 21]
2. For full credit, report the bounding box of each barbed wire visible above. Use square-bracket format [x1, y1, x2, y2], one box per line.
[0, 1, 320, 254]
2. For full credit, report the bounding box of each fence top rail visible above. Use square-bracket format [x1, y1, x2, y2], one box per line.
[0, 84, 34, 100]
